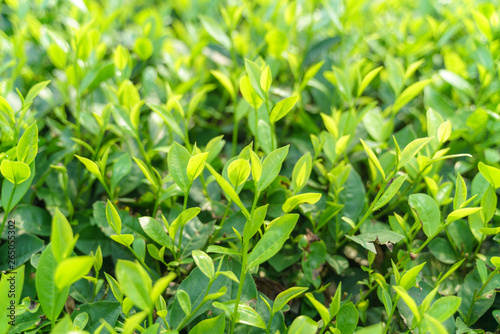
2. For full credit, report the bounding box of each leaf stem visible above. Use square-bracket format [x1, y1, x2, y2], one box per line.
[177, 188, 190, 256]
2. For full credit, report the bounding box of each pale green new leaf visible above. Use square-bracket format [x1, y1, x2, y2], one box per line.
[55, 256, 93, 289]
[0, 160, 30, 185]
[257, 145, 289, 192]
[75, 155, 102, 182]
[282, 193, 321, 213]
[360, 139, 385, 180]
[211, 70, 235, 100]
[397, 137, 431, 170]
[187, 152, 208, 182]
[273, 287, 308, 314]
[373, 174, 407, 211]
[269, 94, 298, 123]
[17, 122, 38, 164]
[228, 158, 251, 187]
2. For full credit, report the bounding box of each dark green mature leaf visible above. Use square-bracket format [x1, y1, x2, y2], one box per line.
[168, 257, 257, 329]
[408, 194, 441, 238]
[36, 244, 70, 321]
[247, 214, 299, 269]
[71, 301, 121, 334]
[428, 238, 457, 264]
[336, 302, 358, 334]
[459, 269, 500, 326]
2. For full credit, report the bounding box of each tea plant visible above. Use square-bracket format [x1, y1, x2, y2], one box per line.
[0, 0, 500, 333]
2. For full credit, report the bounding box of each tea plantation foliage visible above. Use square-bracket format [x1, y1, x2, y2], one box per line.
[1, 0, 500, 333]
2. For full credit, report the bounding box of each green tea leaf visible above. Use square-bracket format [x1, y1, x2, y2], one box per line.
[244, 59, 266, 101]
[437, 120, 452, 143]
[55, 256, 93, 289]
[292, 152, 312, 194]
[51, 208, 74, 263]
[260, 65, 272, 94]
[272, 287, 308, 314]
[243, 204, 268, 241]
[17, 123, 38, 164]
[211, 70, 235, 101]
[408, 194, 440, 237]
[36, 245, 70, 321]
[106, 200, 122, 235]
[305, 293, 331, 325]
[133, 157, 159, 190]
[373, 174, 407, 211]
[232, 301, 267, 329]
[250, 150, 262, 182]
[336, 302, 358, 334]
[360, 139, 385, 180]
[187, 152, 208, 182]
[113, 45, 130, 71]
[427, 296, 461, 322]
[134, 37, 153, 60]
[454, 173, 467, 210]
[205, 164, 249, 217]
[111, 153, 132, 194]
[199, 15, 231, 49]
[189, 313, 225, 334]
[110, 234, 134, 247]
[247, 213, 299, 269]
[439, 70, 474, 97]
[115, 260, 152, 311]
[192, 250, 214, 279]
[288, 315, 317, 334]
[0, 160, 31, 185]
[177, 289, 191, 315]
[393, 79, 432, 114]
[446, 207, 482, 223]
[282, 193, 321, 213]
[269, 94, 298, 123]
[257, 145, 289, 192]
[75, 155, 102, 182]
[228, 158, 251, 187]
[139, 216, 173, 249]
[168, 142, 192, 192]
[424, 314, 447, 334]
[358, 66, 383, 97]
[399, 262, 426, 291]
[393, 286, 420, 322]
[478, 162, 500, 189]
[240, 75, 262, 109]
[397, 137, 431, 170]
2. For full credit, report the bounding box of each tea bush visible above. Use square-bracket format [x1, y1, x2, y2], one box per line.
[0, 0, 500, 333]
